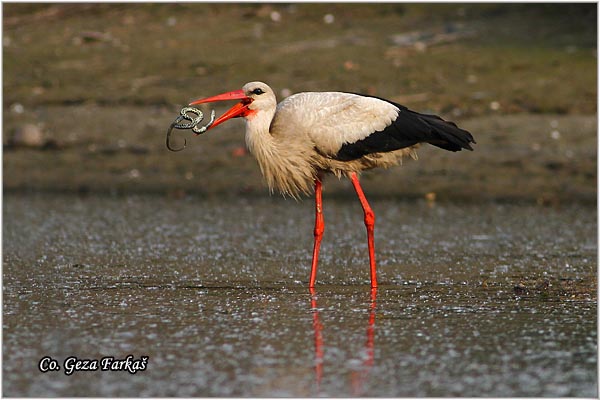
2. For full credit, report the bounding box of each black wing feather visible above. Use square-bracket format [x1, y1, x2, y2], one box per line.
[334, 95, 476, 162]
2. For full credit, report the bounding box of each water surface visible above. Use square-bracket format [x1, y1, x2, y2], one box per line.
[3, 194, 597, 396]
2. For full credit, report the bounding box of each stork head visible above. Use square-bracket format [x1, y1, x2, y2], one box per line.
[189, 81, 276, 130]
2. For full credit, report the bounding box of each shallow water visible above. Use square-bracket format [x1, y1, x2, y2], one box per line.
[3, 194, 597, 396]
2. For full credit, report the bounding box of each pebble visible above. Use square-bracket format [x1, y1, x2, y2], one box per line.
[270, 11, 281, 22]
[10, 124, 45, 147]
[10, 103, 24, 114]
[166, 17, 177, 27]
[127, 169, 141, 179]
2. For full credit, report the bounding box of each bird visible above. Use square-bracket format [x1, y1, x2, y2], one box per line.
[189, 81, 475, 288]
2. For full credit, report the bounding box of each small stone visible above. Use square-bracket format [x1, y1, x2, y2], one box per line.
[323, 14, 335, 24]
[270, 11, 281, 22]
[10, 103, 24, 114]
[127, 169, 141, 179]
[343, 60, 359, 71]
[565, 149, 574, 158]
[11, 124, 45, 147]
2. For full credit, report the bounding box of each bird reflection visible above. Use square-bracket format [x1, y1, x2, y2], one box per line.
[309, 287, 378, 396]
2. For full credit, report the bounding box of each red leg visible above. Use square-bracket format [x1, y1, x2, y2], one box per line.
[350, 172, 377, 288]
[309, 178, 325, 288]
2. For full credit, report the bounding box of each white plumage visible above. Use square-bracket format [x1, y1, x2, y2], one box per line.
[273, 91, 400, 155]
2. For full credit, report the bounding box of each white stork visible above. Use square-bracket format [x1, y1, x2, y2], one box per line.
[190, 81, 475, 288]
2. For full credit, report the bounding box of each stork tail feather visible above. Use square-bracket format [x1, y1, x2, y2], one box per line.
[334, 96, 475, 161]
[410, 109, 476, 152]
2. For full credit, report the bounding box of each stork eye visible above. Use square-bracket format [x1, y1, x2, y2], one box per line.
[252, 88, 265, 95]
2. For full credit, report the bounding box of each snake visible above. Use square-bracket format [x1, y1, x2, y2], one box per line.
[166, 107, 216, 152]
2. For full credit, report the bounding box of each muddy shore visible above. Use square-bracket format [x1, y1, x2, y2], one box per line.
[3, 4, 596, 204]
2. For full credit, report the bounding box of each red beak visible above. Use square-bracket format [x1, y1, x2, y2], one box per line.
[189, 89, 252, 130]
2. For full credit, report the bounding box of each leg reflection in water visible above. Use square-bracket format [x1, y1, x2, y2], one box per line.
[309, 287, 378, 396]
[310, 288, 324, 389]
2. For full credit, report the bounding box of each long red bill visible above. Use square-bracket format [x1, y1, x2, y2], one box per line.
[189, 89, 247, 105]
[189, 89, 252, 130]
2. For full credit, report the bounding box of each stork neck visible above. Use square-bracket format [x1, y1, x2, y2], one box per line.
[243, 106, 316, 198]
[244, 108, 276, 155]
